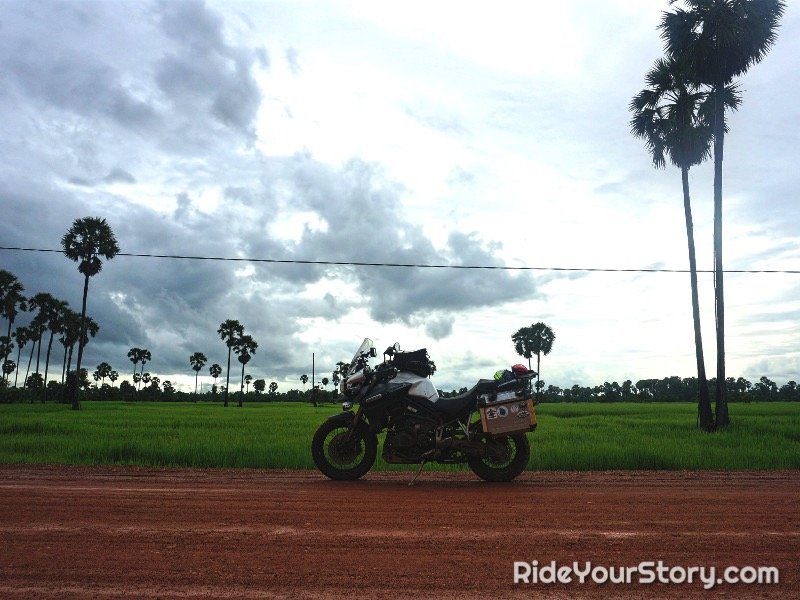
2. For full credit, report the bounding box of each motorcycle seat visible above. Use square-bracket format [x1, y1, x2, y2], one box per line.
[432, 379, 497, 418]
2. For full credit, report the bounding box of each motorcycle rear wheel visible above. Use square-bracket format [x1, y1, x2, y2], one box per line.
[467, 433, 530, 482]
[311, 419, 377, 480]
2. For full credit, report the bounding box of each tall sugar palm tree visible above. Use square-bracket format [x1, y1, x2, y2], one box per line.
[630, 56, 738, 431]
[61, 217, 119, 410]
[512, 322, 555, 401]
[660, 0, 786, 428]
[233, 334, 257, 407]
[0, 270, 27, 381]
[127, 347, 142, 386]
[41, 298, 69, 402]
[209, 363, 222, 395]
[217, 319, 244, 407]
[138, 349, 152, 387]
[189, 351, 208, 399]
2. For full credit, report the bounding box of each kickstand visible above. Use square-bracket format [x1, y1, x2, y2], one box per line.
[408, 460, 426, 486]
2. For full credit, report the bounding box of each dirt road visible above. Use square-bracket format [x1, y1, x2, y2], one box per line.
[0, 466, 797, 599]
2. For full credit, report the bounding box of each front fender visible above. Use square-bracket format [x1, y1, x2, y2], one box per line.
[326, 411, 372, 436]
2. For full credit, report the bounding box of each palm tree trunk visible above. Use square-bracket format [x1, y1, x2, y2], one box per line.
[43, 331, 55, 403]
[24, 338, 36, 391]
[61, 345, 68, 385]
[713, 87, 729, 428]
[239, 362, 245, 408]
[683, 167, 714, 431]
[71, 274, 91, 410]
[14, 344, 23, 387]
[224, 347, 232, 407]
[3, 317, 12, 386]
[194, 371, 199, 399]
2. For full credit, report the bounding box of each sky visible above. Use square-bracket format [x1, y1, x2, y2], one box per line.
[1, 0, 798, 393]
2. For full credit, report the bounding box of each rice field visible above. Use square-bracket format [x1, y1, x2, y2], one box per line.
[0, 401, 798, 470]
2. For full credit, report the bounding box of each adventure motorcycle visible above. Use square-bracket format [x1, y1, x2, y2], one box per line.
[311, 338, 537, 482]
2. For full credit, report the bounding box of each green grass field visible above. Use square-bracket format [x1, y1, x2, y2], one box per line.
[0, 401, 798, 470]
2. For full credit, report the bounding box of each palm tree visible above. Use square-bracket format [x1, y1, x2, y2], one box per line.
[209, 363, 222, 395]
[61, 217, 119, 410]
[0, 270, 27, 381]
[109, 370, 119, 387]
[138, 349, 152, 387]
[218, 319, 244, 407]
[127, 347, 142, 385]
[630, 56, 734, 431]
[512, 322, 555, 401]
[2, 359, 15, 383]
[300, 373, 308, 390]
[0, 336, 13, 386]
[660, 0, 786, 428]
[40, 297, 69, 402]
[189, 351, 208, 399]
[233, 334, 257, 407]
[94, 361, 112, 386]
[245, 374, 253, 393]
[269, 381, 278, 395]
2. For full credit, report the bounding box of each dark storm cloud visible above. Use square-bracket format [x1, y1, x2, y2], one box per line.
[156, 0, 264, 140]
[260, 155, 540, 325]
[1, 0, 263, 158]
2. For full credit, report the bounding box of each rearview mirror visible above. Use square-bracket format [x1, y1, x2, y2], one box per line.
[369, 347, 378, 357]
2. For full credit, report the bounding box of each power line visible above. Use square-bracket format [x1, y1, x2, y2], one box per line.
[1, 245, 798, 274]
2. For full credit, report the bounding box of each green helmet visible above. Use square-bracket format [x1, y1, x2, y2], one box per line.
[494, 370, 505, 381]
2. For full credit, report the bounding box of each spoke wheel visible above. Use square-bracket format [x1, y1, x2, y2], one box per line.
[311, 419, 377, 481]
[467, 432, 530, 482]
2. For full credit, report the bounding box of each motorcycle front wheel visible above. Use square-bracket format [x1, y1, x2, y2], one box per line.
[467, 433, 530, 482]
[311, 419, 377, 480]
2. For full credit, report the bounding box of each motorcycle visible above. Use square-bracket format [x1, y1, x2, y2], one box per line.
[311, 338, 537, 483]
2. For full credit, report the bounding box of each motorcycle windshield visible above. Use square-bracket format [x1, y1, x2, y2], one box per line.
[347, 338, 373, 375]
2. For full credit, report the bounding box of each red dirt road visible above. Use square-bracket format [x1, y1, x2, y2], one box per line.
[0, 466, 797, 599]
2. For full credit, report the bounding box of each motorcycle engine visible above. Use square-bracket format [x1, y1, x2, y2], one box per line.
[383, 417, 436, 463]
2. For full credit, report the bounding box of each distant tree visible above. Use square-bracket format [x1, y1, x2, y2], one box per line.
[209, 363, 222, 395]
[2, 359, 16, 382]
[245, 374, 253, 393]
[268, 381, 278, 395]
[253, 378, 265, 394]
[0, 270, 27, 384]
[109, 370, 119, 386]
[233, 334, 257, 407]
[162, 380, 175, 395]
[133, 372, 142, 388]
[138, 349, 152, 387]
[218, 319, 244, 407]
[61, 216, 119, 410]
[661, 0, 786, 428]
[26, 372, 44, 391]
[94, 361, 113, 386]
[141, 372, 151, 387]
[300, 374, 308, 389]
[189, 352, 208, 398]
[127, 347, 143, 386]
[321, 377, 329, 389]
[0, 336, 13, 386]
[512, 322, 555, 401]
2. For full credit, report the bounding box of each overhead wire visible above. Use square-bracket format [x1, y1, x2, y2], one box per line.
[0, 246, 797, 274]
